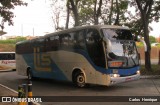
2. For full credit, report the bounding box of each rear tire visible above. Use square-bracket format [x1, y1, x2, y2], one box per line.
[74, 72, 86, 88]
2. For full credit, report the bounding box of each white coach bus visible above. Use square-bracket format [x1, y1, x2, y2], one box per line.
[16, 25, 140, 87]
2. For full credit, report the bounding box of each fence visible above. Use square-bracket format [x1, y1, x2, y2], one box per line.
[137, 47, 160, 60]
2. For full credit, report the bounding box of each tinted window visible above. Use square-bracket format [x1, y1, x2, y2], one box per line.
[0, 53, 15, 60]
[46, 35, 60, 51]
[74, 30, 86, 50]
[86, 29, 105, 67]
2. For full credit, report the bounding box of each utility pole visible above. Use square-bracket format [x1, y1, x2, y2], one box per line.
[33, 27, 34, 36]
[21, 24, 23, 36]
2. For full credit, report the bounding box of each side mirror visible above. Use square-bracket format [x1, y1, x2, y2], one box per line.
[133, 35, 141, 42]
[134, 35, 147, 52]
[103, 37, 112, 53]
[140, 39, 147, 52]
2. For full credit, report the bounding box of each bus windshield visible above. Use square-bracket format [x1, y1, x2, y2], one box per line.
[102, 28, 139, 68]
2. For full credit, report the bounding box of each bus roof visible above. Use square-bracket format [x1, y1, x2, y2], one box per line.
[16, 25, 130, 45]
[46, 25, 129, 37]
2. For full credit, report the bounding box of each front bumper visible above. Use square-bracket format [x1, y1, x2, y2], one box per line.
[109, 73, 140, 85]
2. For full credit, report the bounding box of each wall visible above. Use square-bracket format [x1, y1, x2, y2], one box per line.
[137, 47, 160, 60]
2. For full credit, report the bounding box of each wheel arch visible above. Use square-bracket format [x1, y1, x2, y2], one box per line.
[72, 67, 87, 83]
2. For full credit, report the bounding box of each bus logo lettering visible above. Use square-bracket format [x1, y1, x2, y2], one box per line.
[34, 47, 51, 71]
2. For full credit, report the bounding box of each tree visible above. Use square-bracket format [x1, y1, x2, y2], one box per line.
[51, 0, 66, 30]
[102, 0, 128, 25]
[0, 30, 6, 36]
[78, 0, 95, 25]
[128, 0, 160, 70]
[93, 0, 102, 25]
[0, 0, 27, 30]
[65, 0, 70, 29]
[68, 0, 80, 26]
[149, 36, 156, 44]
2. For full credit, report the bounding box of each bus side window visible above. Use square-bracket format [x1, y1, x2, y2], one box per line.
[75, 30, 86, 50]
[86, 31, 95, 44]
[59, 34, 71, 49]
[48, 35, 60, 51]
[68, 33, 74, 46]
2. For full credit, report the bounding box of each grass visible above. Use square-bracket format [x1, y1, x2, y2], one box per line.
[140, 65, 160, 75]
[0, 37, 26, 44]
[0, 44, 15, 52]
[0, 37, 26, 52]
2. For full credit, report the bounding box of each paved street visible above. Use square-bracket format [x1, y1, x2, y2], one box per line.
[0, 71, 160, 105]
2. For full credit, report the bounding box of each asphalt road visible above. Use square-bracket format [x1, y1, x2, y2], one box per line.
[0, 71, 160, 105]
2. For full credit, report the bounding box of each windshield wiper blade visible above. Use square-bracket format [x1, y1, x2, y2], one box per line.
[131, 56, 136, 66]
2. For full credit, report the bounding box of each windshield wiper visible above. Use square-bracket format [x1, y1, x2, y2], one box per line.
[131, 56, 136, 66]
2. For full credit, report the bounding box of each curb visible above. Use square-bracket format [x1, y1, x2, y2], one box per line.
[0, 83, 18, 94]
[0, 69, 15, 72]
[140, 75, 160, 79]
[0, 83, 41, 105]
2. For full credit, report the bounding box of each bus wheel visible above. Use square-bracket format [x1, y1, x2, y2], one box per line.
[75, 73, 86, 88]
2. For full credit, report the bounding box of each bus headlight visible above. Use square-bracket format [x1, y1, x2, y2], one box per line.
[136, 70, 140, 74]
[110, 74, 120, 78]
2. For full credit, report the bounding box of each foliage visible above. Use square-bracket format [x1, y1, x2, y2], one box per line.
[127, 0, 160, 70]
[0, 36, 27, 44]
[140, 65, 160, 75]
[157, 44, 160, 48]
[0, 0, 27, 30]
[78, 0, 95, 25]
[66, 0, 129, 26]
[102, 0, 129, 25]
[149, 36, 156, 44]
[51, 0, 160, 70]
[136, 42, 144, 48]
[0, 30, 7, 35]
[127, 0, 160, 36]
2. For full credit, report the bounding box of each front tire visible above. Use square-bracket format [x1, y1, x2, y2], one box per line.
[74, 73, 86, 88]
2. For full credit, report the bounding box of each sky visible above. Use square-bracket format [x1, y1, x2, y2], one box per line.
[3, 0, 160, 37]
[4, 0, 54, 37]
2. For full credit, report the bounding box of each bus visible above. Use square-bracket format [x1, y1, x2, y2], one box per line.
[16, 25, 140, 87]
[0, 52, 16, 71]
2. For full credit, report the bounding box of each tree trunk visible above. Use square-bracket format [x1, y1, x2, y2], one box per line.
[94, 0, 98, 25]
[69, 0, 79, 26]
[142, 15, 152, 70]
[114, 0, 120, 25]
[109, 0, 113, 25]
[135, 0, 153, 71]
[94, 0, 102, 25]
[65, 1, 70, 29]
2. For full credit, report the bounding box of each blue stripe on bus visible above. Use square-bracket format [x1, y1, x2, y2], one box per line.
[23, 54, 68, 81]
[22, 49, 139, 79]
[73, 49, 139, 76]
